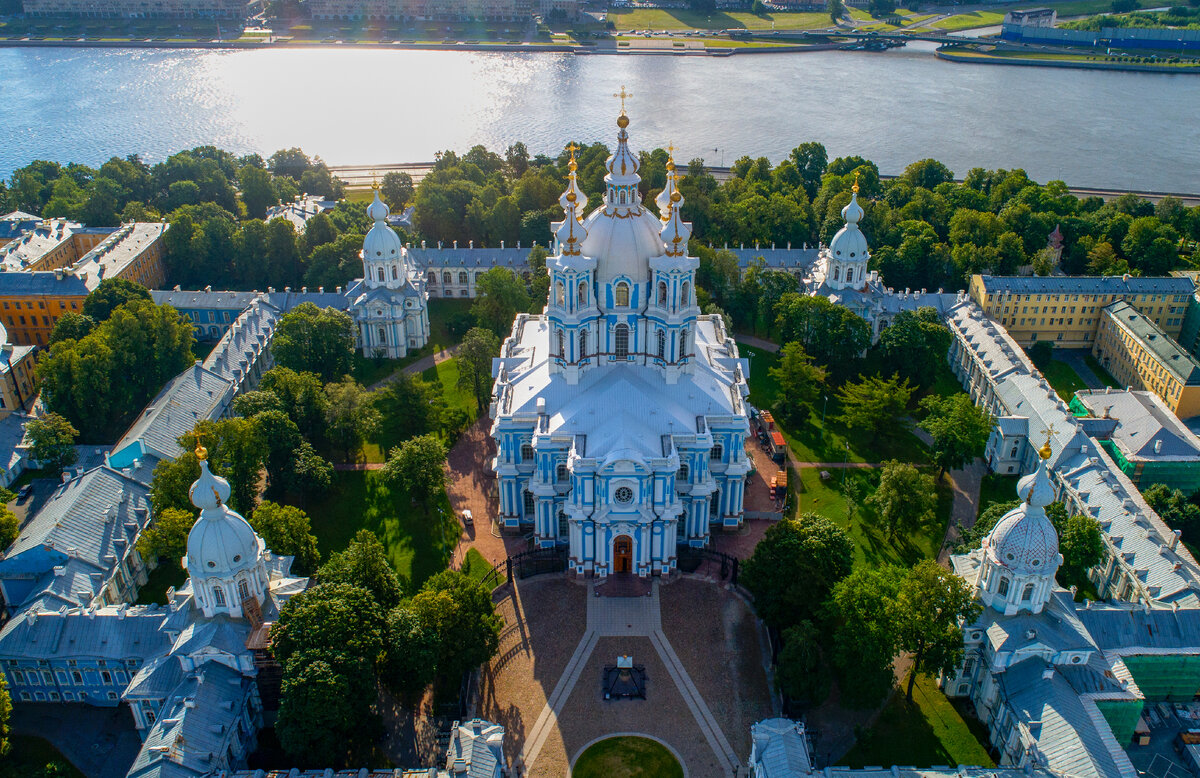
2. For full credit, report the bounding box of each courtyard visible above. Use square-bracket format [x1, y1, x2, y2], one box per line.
[478, 575, 774, 778]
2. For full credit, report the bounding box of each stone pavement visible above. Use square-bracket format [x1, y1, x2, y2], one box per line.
[1057, 349, 1106, 391]
[13, 702, 142, 778]
[518, 581, 740, 777]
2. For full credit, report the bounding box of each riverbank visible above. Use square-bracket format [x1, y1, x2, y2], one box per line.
[936, 45, 1200, 72]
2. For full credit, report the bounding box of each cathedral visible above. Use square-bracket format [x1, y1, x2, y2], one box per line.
[488, 109, 752, 578]
[345, 190, 430, 358]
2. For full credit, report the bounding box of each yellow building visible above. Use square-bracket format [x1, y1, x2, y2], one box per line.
[1093, 300, 1200, 419]
[0, 341, 37, 418]
[0, 219, 111, 272]
[0, 223, 168, 347]
[968, 274, 1195, 348]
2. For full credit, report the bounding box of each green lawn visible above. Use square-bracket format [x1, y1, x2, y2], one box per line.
[928, 10, 1005, 30]
[572, 736, 684, 778]
[607, 7, 831, 31]
[303, 470, 456, 589]
[1084, 354, 1122, 388]
[427, 298, 473, 352]
[136, 560, 188, 605]
[978, 473, 1020, 518]
[422, 357, 478, 422]
[839, 674, 995, 769]
[1041, 359, 1089, 401]
[3, 735, 85, 777]
[460, 547, 496, 587]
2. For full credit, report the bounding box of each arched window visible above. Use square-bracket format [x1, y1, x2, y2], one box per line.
[556, 329, 565, 358]
[213, 585, 226, 607]
[833, 266, 841, 282]
[579, 330, 588, 357]
[577, 281, 588, 306]
[237, 579, 251, 602]
[556, 463, 569, 482]
[378, 326, 386, 344]
[847, 268, 855, 283]
[519, 442, 534, 462]
[997, 576, 1010, 597]
[614, 324, 629, 359]
[619, 190, 626, 205]
[681, 282, 690, 307]
[711, 443, 723, 461]
[459, 271, 468, 284]
[615, 282, 630, 307]
[657, 281, 668, 307]
[657, 328, 666, 359]
[523, 490, 536, 516]
[677, 462, 689, 482]
[679, 329, 688, 357]
[1022, 583, 1035, 602]
[442, 271, 452, 283]
[428, 271, 437, 284]
[392, 266, 398, 280]
[710, 490, 721, 518]
[555, 281, 565, 307]
[378, 268, 385, 282]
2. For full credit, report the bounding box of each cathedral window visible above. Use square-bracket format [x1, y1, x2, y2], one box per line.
[615, 486, 633, 505]
[378, 268, 385, 282]
[997, 577, 1010, 597]
[459, 271, 468, 284]
[556, 463, 569, 482]
[392, 266, 398, 280]
[710, 490, 721, 518]
[523, 490, 536, 516]
[578, 281, 588, 306]
[847, 268, 855, 283]
[520, 443, 534, 462]
[677, 462, 689, 482]
[238, 579, 251, 602]
[834, 267, 841, 282]
[213, 586, 226, 607]
[619, 190, 626, 205]
[378, 326, 387, 344]
[555, 281, 565, 307]
[1022, 583, 1035, 602]
[557, 329, 565, 358]
[681, 282, 690, 307]
[615, 282, 630, 307]
[558, 511, 569, 537]
[679, 329, 688, 357]
[443, 271, 452, 283]
[579, 330, 588, 357]
[428, 271, 437, 284]
[657, 329, 666, 359]
[657, 281, 667, 307]
[614, 324, 629, 358]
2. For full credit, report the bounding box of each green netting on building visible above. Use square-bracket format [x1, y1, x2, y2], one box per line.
[1097, 699, 1144, 745]
[1069, 396, 1091, 418]
[1098, 440, 1138, 481]
[1124, 655, 1200, 701]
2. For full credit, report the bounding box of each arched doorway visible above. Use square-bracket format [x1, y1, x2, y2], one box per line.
[613, 535, 633, 574]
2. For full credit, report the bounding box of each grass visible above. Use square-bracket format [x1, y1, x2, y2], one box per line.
[945, 48, 1200, 66]
[427, 298, 473, 352]
[3, 735, 85, 778]
[461, 547, 495, 587]
[606, 7, 832, 31]
[422, 357, 478, 423]
[978, 473, 1020, 518]
[1041, 358, 1090, 401]
[136, 560, 188, 605]
[928, 10, 1005, 30]
[1084, 354, 1122, 388]
[839, 673, 995, 769]
[303, 470, 456, 589]
[572, 736, 684, 778]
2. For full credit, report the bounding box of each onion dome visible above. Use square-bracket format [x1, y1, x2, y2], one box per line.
[604, 112, 641, 208]
[659, 173, 691, 258]
[982, 444, 1060, 577]
[554, 144, 589, 257]
[655, 147, 677, 220]
[185, 442, 262, 578]
[828, 180, 869, 264]
[363, 190, 402, 264]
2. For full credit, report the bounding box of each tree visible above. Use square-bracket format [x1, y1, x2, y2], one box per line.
[829, 565, 904, 707]
[271, 582, 386, 668]
[248, 409, 302, 494]
[1047, 504, 1104, 592]
[894, 560, 981, 702]
[768, 342, 826, 427]
[288, 441, 335, 500]
[381, 603, 441, 697]
[958, 500, 1018, 552]
[381, 434, 448, 509]
[232, 389, 284, 418]
[0, 672, 9, 760]
[25, 412, 78, 472]
[135, 507, 196, 564]
[48, 312, 95, 344]
[318, 530, 405, 609]
[203, 416, 266, 514]
[918, 394, 993, 475]
[1028, 339, 1054, 369]
[413, 570, 503, 682]
[776, 621, 830, 707]
[836, 374, 913, 437]
[457, 327, 501, 413]
[239, 164, 276, 220]
[271, 302, 355, 382]
[251, 501, 320, 576]
[828, 0, 845, 21]
[149, 451, 201, 516]
[876, 307, 952, 387]
[0, 498, 19, 553]
[276, 650, 377, 768]
[1142, 483, 1200, 542]
[380, 172, 414, 212]
[789, 142, 828, 201]
[324, 377, 381, 461]
[741, 512, 853, 630]
[775, 293, 870, 370]
[374, 373, 448, 445]
[870, 461, 937, 539]
[472, 267, 530, 335]
[901, 159, 955, 190]
[259, 367, 329, 441]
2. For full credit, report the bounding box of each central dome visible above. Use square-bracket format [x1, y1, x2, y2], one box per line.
[363, 190, 402, 264]
[580, 207, 664, 288]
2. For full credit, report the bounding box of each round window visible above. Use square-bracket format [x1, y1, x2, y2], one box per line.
[1006, 553, 1015, 561]
[1071, 655, 1083, 664]
[1032, 559, 1040, 566]
[207, 561, 216, 568]
[233, 555, 241, 563]
[849, 252, 856, 257]
[376, 251, 382, 256]
[615, 487, 633, 505]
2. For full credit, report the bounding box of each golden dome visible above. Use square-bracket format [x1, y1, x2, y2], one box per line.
[1039, 438, 1053, 460]
[617, 114, 629, 129]
[567, 191, 576, 203]
[670, 190, 681, 204]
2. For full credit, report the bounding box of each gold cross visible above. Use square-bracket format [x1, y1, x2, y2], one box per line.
[371, 169, 377, 189]
[852, 171, 860, 194]
[667, 142, 674, 158]
[613, 85, 631, 114]
[1040, 424, 1059, 447]
[566, 142, 578, 160]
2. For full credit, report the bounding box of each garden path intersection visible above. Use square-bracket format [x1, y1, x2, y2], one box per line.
[518, 580, 739, 776]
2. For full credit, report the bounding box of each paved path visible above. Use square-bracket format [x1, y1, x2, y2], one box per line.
[367, 344, 461, 391]
[333, 462, 385, 471]
[733, 333, 780, 353]
[518, 582, 739, 776]
[1057, 349, 1106, 391]
[910, 428, 987, 564]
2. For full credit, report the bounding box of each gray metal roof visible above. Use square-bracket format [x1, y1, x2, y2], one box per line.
[124, 654, 186, 702]
[1102, 301, 1200, 384]
[151, 290, 260, 311]
[1074, 389, 1200, 462]
[749, 718, 812, 778]
[976, 274, 1197, 296]
[113, 363, 234, 462]
[0, 269, 91, 296]
[1075, 603, 1200, 651]
[0, 603, 168, 662]
[202, 298, 280, 387]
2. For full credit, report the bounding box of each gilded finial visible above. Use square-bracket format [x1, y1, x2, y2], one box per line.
[567, 142, 578, 173]
[194, 432, 208, 462]
[670, 170, 681, 204]
[1038, 425, 1057, 460]
[852, 171, 860, 195]
[666, 142, 675, 172]
[613, 86, 632, 128]
[371, 169, 378, 190]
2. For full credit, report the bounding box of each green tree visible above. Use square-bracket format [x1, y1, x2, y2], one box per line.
[381, 434, 448, 509]
[472, 267, 530, 335]
[379, 171, 415, 212]
[324, 377, 381, 460]
[232, 389, 284, 418]
[836, 373, 913, 437]
[1142, 483, 1200, 541]
[271, 302, 355, 382]
[288, 441, 335, 500]
[829, 565, 904, 707]
[203, 416, 266, 514]
[251, 501, 321, 576]
[1048, 504, 1104, 592]
[48, 312, 95, 345]
[381, 603, 441, 698]
[276, 650, 377, 768]
[24, 412, 78, 472]
[271, 582, 386, 668]
[894, 560, 981, 702]
[0, 499, 19, 553]
[775, 293, 870, 370]
[768, 342, 826, 427]
[374, 373, 448, 445]
[829, 0, 845, 20]
[789, 142, 828, 201]
[457, 327, 501, 413]
[149, 451, 200, 516]
[741, 512, 854, 630]
[82, 279, 151, 322]
[918, 394, 993, 476]
[776, 621, 830, 707]
[259, 367, 329, 441]
[239, 164, 276, 220]
[957, 500, 1018, 552]
[250, 409, 303, 494]
[0, 672, 10, 760]
[876, 307, 952, 387]
[413, 570, 504, 682]
[901, 159, 954, 190]
[135, 507, 196, 564]
[318, 529, 405, 609]
[870, 460, 937, 539]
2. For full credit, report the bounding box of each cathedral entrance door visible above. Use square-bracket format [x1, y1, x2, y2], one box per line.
[613, 535, 633, 574]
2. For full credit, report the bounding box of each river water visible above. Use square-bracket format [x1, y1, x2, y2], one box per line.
[2, 43, 1198, 190]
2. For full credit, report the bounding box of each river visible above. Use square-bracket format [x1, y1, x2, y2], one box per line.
[2, 43, 1198, 191]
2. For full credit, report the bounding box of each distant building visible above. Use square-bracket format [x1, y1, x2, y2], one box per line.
[264, 195, 337, 233]
[968, 273, 1195, 349]
[0, 332, 37, 418]
[1071, 388, 1200, 494]
[0, 211, 42, 248]
[22, 0, 250, 17]
[1004, 7, 1057, 26]
[0, 218, 109, 272]
[1093, 300, 1200, 419]
[304, 0, 563, 22]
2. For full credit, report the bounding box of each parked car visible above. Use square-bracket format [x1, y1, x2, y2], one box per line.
[16, 484, 33, 503]
[462, 509, 474, 527]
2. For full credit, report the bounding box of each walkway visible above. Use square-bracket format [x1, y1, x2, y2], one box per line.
[1057, 349, 1106, 391]
[518, 581, 739, 776]
[910, 428, 986, 564]
[733, 333, 780, 353]
[367, 343, 461, 391]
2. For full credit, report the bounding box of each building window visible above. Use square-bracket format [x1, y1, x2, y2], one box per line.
[459, 271, 468, 284]
[614, 324, 629, 358]
[681, 282, 690, 307]
[579, 330, 588, 357]
[834, 266, 841, 282]
[997, 577, 1010, 597]
[238, 579, 251, 602]
[710, 490, 721, 519]
[101, 671, 111, 685]
[213, 585, 226, 607]
[1022, 583, 1035, 602]
[145, 710, 155, 725]
[520, 443, 535, 462]
[615, 282, 630, 307]
[577, 281, 587, 306]
[443, 271, 452, 283]
[523, 490, 536, 516]
[392, 266, 399, 280]
[377, 268, 385, 282]
[657, 329, 666, 359]
[556, 329, 565, 358]
[428, 271, 437, 284]
[657, 281, 667, 307]
[615, 486, 633, 504]
[677, 463, 689, 482]
[556, 463, 569, 482]
[711, 444, 723, 461]
[679, 329, 688, 357]
[555, 281, 565, 307]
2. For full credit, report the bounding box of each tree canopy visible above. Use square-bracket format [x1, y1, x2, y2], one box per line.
[381, 434, 448, 509]
[24, 412, 78, 472]
[251, 501, 321, 576]
[918, 393, 993, 475]
[271, 302, 355, 382]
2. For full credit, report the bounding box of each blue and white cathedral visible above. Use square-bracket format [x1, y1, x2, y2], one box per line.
[489, 109, 752, 577]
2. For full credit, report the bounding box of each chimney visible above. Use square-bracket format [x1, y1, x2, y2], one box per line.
[469, 240, 473, 249]
[453, 241, 458, 249]
[1171, 529, 1182, 550]
[1155, 440, 1163, 454]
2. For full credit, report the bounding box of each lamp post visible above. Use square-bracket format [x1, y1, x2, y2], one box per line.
[1, 344, 26, 413]
[842, 441, 850, 489]
[821, 395, 828, 439]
